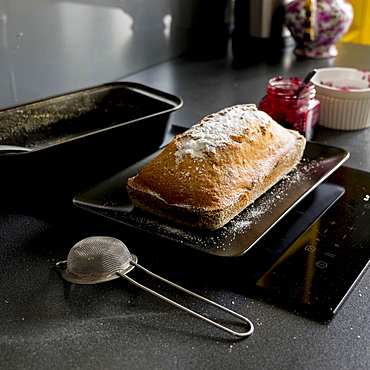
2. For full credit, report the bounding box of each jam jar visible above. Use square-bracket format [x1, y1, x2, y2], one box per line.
[259, 76, 320, 140]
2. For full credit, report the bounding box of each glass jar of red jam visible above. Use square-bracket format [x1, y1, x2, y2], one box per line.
[259, 76, 320, 140]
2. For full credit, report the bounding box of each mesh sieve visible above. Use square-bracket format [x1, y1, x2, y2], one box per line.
[56, 236, 254, 338]
[61, 236, 136, 283]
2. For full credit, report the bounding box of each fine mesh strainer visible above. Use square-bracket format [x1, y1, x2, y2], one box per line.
[56, 236, 254, 338]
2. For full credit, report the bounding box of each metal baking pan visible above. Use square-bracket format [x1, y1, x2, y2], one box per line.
[73, 141, 349, 257]
[0, 82, 182, 204]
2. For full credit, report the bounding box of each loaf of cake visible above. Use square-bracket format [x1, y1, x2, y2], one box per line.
[126, 104, 306, 230]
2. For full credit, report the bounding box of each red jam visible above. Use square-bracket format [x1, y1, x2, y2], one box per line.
[259, 76, 320, 140]
[321, 81, 364, 90]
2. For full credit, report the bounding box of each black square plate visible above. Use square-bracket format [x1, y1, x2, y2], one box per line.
[73, 141, 349, 257]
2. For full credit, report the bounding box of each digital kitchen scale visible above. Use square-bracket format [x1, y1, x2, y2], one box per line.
[74, 140, 370, 322]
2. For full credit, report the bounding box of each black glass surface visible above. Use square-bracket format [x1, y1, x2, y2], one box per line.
[252, 166, 370, 321]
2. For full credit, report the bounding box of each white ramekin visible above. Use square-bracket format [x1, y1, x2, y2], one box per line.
[311, 67, 370, 130]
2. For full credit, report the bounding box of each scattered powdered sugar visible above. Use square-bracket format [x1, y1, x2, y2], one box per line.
[174, 105, 268, 162]
[225, 168, 305, 235]
[125, 160, 318, 255]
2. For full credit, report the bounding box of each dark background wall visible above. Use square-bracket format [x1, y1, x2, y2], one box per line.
[0, 0, 231, 109]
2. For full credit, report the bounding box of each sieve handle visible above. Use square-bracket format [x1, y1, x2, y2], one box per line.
[118, 261, 254, 338]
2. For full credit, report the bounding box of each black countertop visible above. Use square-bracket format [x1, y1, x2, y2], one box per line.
[1, 42, 370, 369]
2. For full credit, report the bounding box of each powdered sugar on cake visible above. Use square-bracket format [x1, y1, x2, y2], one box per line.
[174, 104, 269, 163]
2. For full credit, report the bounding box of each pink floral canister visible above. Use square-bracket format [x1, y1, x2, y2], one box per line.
[285, 0, 353, 58]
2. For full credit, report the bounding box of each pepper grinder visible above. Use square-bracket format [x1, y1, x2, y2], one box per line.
[232, 0, 293, 66]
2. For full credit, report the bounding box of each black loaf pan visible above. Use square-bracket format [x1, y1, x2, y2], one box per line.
[0, 82, 182, 207]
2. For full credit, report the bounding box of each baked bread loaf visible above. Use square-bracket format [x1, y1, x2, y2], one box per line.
[126, 104, 306, 230]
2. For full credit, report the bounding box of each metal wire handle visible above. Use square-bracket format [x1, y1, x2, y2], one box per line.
[56, 236, 254, 338]
[119, 261, 254, 338]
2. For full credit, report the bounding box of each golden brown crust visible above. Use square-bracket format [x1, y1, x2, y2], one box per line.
[126, 104, 306, 229]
